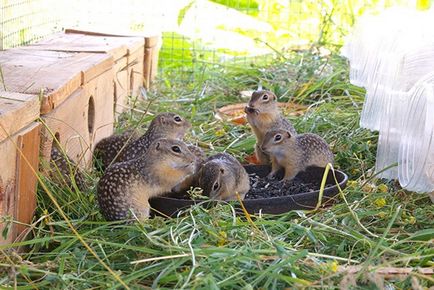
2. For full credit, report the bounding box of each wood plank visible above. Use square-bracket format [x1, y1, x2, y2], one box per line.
[0, 133, 18, 244]
[40, 68, 114, 169]
[80, 54, 114, 85]
[84, 69, 115, 149]
[150, 45, 160, 84]
[127, 47, 145, 96]
[14, 122, 41, 241]
[0, 92, 40, 143]
[113, 57, 129, 115]
[145, 36, 160, 48]
[0, 49, 114, 114]
[65, 28, 157, 49]
[39, 88, 92, 168]
[143, 39, 161, 88]
[23, 32, 144, 63]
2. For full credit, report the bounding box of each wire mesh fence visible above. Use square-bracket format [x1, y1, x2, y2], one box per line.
[1, 0, 415, 73]
[0, 0, 63, 50]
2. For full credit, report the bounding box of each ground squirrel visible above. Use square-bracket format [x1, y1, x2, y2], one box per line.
[244, 90, 297, 165]
[196, 153, 250, 200]
[171, 144, 207, 193]
[97, 138, 196, 221]
[94, 112, 191, 170]
[261, 129, 334, 180]
[50, 145, 86, 190]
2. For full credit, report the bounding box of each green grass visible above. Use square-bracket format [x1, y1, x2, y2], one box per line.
[1, 49, 433, 289]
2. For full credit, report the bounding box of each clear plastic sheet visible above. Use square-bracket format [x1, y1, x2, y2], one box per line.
[341, 8, 434, 192]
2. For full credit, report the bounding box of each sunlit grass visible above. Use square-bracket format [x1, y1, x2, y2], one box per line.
[1, 48, 432, 289]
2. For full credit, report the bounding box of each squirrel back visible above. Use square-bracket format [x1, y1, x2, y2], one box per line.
[262, 129, 334, 180]
[94, 112, 191, 170]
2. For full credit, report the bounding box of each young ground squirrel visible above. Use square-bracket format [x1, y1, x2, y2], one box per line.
[94, 112, 191, 170]
[50, 145, 86, 191]
[261, 129, 334, 181]
[196, 153, 250, 200]
[171, 144, 206, 193]
[97, 138, 196, 221]
[244, 90, 297, 164]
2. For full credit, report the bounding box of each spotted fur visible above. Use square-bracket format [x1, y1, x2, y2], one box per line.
[262, 130, 334, 180]
[97, 138, 196, 221]
[94, 112, 191, 170]
[197, 153, 250, 200]
[244, 90, 297, 165]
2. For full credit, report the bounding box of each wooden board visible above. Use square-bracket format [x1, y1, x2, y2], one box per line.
[39, 87, 92, 168]
[0, 122, 40, 245]
[22, 32, 144, 64]
[65, 28, 160, 88]
[25, 31, 146, 114]
[39, 68, 115, 168]
[14, 123, 41, 240]
[128, 46, 145, 98]
[143, 46, 160, 89]
[84, 68, 115, 150]
[0, 49, 113, 114]
[0, 92, 40, 143]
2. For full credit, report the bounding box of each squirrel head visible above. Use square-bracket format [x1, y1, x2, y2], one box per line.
[197, 161, 235, 201]
[150, 112, 191, 139]
[261, 129, 294, 153]
[143, 138, 196, 183]
[244, 90, 278, 116]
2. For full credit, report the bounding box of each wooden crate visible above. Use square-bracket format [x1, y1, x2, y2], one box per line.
[65, 28, 161, 89]
[0, 92, 41, 245]
[0, 49, 115, 168]
[23, 32, 145, 115]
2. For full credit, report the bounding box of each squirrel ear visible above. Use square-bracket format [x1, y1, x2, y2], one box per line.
[160, 116, 166, 125]
[155, 141, 161, 150]
[286, 131, 292, 138]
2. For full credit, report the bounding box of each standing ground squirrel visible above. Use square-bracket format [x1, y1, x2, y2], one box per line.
[94, 112, 191, 170]
[244, 90, 297, 164]
[97, 138, 196, 221]
[197, 153, 250, 200]
[261, 129, 334, 180]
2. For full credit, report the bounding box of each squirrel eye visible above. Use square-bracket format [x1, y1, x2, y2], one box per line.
[213, 182, 219, 191]
[174, 116, 182, 123]
[171, 145, 181, 153]
[274, 134, 282, 142]
[262, 94, 269, 101]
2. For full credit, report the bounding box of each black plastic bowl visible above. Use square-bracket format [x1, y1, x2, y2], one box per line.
[150, 165, 348, 216]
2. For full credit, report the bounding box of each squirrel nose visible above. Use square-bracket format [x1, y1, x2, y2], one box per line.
[244, 106, 256, 114]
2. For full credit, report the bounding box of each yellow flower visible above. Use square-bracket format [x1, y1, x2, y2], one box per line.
[407, 216, 416, 225]
[374, 198, 387, 208]
[215, 129, 225, 137]
[217, 231, 227, 247]
[347, 180, 358, 188]
[378, 212, 386, 218]
[377, 184, 388, 193]
[330, 261, 338, 273]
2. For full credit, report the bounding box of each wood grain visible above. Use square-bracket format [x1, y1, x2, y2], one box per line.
[14, 122, 41, 240]
[0, 49, 113, 114]
[0, 92, 40, 143]
[0, 122, 40, 245]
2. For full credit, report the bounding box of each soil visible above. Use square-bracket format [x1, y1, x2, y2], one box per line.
[170, 171, 334, 200]
[245, 172, 331, 199]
